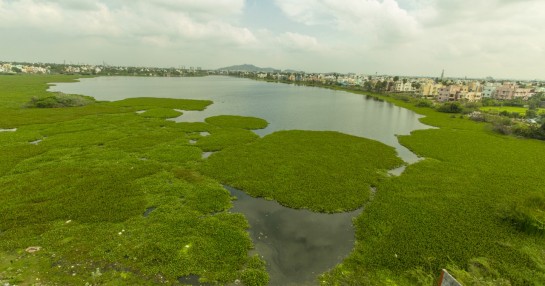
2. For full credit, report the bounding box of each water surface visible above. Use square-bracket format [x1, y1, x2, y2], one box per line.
[227, 186, 360, 286]
[49, 76, 430, 163]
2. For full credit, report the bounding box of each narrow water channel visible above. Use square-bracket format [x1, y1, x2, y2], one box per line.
[226, 186, 361, 285]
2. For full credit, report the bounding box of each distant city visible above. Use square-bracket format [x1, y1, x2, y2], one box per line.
[1, 61, 544, 103]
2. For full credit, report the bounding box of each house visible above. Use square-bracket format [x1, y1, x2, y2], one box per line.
[438, 85, 462, 102]
[494, 83, 517, 100]
[482, 85, 497, 98]
[464, 92, 483, 102]
[514, 88, 533, 100]
[421, 83, 443, 99]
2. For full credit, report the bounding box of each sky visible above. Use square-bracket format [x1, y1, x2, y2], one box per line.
[1, 0, 544, 79]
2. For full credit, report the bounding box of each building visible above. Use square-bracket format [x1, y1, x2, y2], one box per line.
[495, 83, 517, 100]
[438, 85, 462, 102]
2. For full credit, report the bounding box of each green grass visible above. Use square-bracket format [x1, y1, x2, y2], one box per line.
[200, 130, 403, 212]
[480, 106, 535, 115]
[204, 115, 268, 130]
[0, 75, 268, 285]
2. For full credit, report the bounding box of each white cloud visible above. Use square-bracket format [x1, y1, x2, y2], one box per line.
[274, 0, 420, 45]
[277, 32, 321, 51]
[0, 0, 253, 46]
[273, 0, 545, 78]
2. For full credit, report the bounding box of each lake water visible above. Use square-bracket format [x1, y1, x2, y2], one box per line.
[226, 186, 361, 286]
[49, 76, 431, 285]
[49, 76, 429, 163]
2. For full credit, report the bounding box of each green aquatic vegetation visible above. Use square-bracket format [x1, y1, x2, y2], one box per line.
[138, 108, 183, 119]
[205, 115, 269, 130]
[201, 130, 403, 212]
[0, 75, 265, 285]
[241, 255, 270, 286]
[195, 128, 260, 152]
[144, 143, 202, 164]
[320, 92, 545, 285]
[107, 97, 212, 111]
[0, 103, 130, 127]
[175, 121, 217, 133]
[502, 194, 545, 235]
[447, 258, 512, 286]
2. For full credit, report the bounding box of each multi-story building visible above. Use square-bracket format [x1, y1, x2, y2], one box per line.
[438, 85, 462, 102]
[482, 84, 498, 98]
[494, 83, 517, 100]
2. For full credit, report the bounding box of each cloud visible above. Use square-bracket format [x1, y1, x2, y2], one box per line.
[272, 0, 545, 78]
[277, 32, 321, 51]
[0, 0, 253, 46]
[274, 0, 420, 45]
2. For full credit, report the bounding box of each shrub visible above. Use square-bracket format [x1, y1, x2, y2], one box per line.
[26, 92, 95, 108]
[437, 102, 463, 113]
[414, 99, 433, 108]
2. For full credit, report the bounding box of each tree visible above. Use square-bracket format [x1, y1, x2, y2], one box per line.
[393, 76, 399, 82]
[437, 102, 463, 113]
[526, 109, 537, 119]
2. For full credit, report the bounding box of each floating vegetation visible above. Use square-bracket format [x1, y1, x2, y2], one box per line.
[201, 130, 403, 212]
[204, 115, 268, 130]
[320, 93, 545, 285]
[0, 75, 262, 285]
[195, 128, 259, 152]
[3, 75, 545, 285]
[138, 108, 182, 119]
[107, 97, 212, 111]
[502, 194, 545, 235]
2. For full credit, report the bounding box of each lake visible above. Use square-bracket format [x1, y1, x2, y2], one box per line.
[49, 76, 430, 285]
[49, 76, 429, 163]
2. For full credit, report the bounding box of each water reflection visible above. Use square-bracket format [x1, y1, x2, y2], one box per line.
[226, 186, 361, 286]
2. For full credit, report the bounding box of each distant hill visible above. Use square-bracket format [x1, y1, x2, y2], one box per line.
[217, 64, 279, 73]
